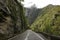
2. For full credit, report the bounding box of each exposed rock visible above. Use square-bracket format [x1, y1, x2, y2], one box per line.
[0, 0, 28, 40]
[25, 5, 41, 25]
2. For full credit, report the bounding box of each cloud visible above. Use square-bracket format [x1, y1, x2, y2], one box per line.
[21, 0, 60, 8]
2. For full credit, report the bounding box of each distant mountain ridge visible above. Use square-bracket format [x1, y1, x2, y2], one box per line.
[25, 5, 42, 25]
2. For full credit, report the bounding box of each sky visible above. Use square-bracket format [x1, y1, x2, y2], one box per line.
[21, 0, 60, 8]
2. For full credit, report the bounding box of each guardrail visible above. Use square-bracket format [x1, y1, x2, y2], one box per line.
[37, 32, 60, 40]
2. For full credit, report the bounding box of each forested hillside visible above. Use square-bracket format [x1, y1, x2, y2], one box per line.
[30, 4, 60, 36]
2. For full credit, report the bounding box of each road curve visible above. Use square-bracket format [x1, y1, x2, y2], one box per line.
[8, 30, 47, 40]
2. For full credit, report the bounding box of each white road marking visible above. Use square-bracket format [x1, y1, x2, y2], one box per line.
[25, 31, 30, 40]
[32, 31, 45, 40]
[8, 30, 45, 40]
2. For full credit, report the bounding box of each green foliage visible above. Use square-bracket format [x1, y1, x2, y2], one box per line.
[0, 0, 28, 40]
[5, 0, 28, 33]
[30, 5, 60, 36]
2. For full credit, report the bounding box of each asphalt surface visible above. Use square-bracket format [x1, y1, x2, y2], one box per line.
[8, 30, 47, 40]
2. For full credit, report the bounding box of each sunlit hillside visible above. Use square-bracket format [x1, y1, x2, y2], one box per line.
[30, 4, 60, 36]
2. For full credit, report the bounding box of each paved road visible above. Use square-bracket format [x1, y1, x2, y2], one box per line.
[25, 30, 45, 40]
[8, 30, 47, 40]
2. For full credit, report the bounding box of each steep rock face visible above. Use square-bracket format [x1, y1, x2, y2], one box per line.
[0, 0, 13, 38]
[25, 6, 41, 25]
[30, 5, 60, 36]
[0, 0, 28, 40]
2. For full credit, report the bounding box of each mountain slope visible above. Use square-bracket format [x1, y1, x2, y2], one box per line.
[0, 0, 28, 40]
[25, 6, 41, 25]
[30, 5, 60, 36]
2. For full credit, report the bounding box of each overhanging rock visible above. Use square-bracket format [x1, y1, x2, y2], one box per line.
[8, 30, 47, 40]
